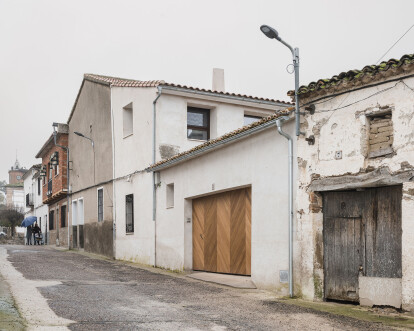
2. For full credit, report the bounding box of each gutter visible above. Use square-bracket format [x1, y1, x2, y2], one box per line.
[160, 85, 291, 108]
[110, 87, 117, 259]
[275, 116, 294, 298]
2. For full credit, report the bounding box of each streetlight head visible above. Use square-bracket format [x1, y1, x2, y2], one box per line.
[74, 131, 84, 137]
[260, 25, 281, 41]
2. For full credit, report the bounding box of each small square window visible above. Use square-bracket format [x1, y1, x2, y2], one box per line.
[166, 183, 174, 208]
[367, 112, 393, 158]
[123, 103, 133, 137]
[187, 107, 210, 140]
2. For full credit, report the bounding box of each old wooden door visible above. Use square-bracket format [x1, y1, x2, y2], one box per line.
[323, 191, 365, 302]
[323, 186, 402, 302]
[192, 187, 251, 275]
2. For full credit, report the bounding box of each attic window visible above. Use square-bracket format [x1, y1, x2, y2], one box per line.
[368, 112, 393, 158]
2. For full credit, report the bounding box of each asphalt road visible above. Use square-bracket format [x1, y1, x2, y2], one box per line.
[1, 245, 394, 330]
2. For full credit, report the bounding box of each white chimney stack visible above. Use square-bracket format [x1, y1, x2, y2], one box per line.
[212, 68, 225, 92]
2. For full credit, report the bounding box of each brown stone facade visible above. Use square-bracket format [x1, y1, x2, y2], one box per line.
[41, 134, 68, 204]
[47, 199, 69, 246]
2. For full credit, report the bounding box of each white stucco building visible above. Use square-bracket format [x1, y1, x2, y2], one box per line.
[23, 165, 49, 240]
[106, 72, 292, 269]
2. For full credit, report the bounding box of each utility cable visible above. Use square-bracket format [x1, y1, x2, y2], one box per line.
[376, 23, 414, 64]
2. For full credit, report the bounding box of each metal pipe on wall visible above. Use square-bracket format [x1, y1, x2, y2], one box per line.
[275, 116, 294, 297]
[152, 86, 163, 267]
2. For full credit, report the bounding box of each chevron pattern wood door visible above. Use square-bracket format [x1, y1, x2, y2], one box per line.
[192, 188, 251, 275]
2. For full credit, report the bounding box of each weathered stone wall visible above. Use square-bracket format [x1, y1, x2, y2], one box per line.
[295, 75, 414, 308]
[84, 220, 113, 258]
[368, 113, 393, 158]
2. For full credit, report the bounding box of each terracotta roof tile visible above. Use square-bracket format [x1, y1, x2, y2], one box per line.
[147, 107, 295, 171]
[84, 73, 293, 105]
[288, 53, 414, 99]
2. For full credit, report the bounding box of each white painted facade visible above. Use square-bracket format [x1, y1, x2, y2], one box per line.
[152, 120, 296, 292]
[111, 86, 290, 266]
[23, 167, 48, 236]
[296, 75, 414, 309]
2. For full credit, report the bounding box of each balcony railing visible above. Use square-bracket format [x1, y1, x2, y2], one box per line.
[25, 193, 33, 207]
[47, 180, 52, 196]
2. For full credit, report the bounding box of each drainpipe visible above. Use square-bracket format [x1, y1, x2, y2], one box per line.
[52, 124, 70, 249]
[152, 86, 163, 267]
[275, 116, 293, 298]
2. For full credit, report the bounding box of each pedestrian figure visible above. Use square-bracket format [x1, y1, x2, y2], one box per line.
[26, 225, 33, 245]
[32, 222, 41, 245]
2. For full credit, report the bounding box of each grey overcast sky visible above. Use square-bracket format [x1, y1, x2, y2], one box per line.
[0, 0, 413, 181]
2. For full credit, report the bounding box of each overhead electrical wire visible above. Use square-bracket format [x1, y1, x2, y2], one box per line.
[376, 23, 414, 64]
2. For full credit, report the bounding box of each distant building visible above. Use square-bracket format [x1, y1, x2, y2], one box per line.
[35, 124, 69, 246]
[5, 159, 27, 210]
[23, 164, 49, 242]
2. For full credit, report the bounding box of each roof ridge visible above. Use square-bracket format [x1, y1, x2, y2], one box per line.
[83, 73, 293, 105]
[288, 53, 414, 98]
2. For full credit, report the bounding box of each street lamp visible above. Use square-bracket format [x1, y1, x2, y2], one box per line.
[260, 24, 302, 137]
[74, 132, 94, 148]
[74, 131, 95, 184]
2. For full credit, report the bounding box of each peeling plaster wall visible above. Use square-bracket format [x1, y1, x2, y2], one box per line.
[296, 76, 414, 306]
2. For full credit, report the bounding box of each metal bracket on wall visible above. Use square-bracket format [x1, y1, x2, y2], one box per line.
[68, 161, 73, 171]
[305, 135, 315, 145]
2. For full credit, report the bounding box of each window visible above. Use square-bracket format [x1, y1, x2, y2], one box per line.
[49, 210, 54, 230]
[48, 163, 52, 180]
[166, 183, 174, 208]
[37, 178, 41, 195]
[123, 103, 133, 137]
[187, 107, 210, 140]
[61, 205, 66, 228]
[244, 115, 262, 126]
[98, 188, 103, 222]
[125, 194, 134, 233]
[368, 112, 393, 158]
[55, 165, 59, 176]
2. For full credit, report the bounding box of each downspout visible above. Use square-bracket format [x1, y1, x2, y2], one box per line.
[52, 128, 70, 248]
[110, 87, 117, 259]
[152, 86, 162, 267]
[275, 116, 294, 298]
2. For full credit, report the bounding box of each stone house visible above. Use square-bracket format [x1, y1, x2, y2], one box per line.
[293, 54, 414, 309]
[35, 123, 69, 246]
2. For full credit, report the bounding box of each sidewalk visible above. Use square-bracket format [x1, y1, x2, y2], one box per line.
[0, 273, 26, 331]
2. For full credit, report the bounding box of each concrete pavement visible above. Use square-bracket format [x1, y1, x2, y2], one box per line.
[0, 245, 403, 330]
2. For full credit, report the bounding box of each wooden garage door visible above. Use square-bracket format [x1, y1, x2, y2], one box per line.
[192, 187, 251, 275]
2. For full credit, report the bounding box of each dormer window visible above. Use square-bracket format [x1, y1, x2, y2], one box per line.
[187, 107, 210, 141]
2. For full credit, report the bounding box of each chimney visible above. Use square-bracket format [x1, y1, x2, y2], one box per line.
[212, 68, 225, 92]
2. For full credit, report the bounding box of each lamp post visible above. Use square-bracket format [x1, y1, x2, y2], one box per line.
[74, 132, 95, 184]
[260, 25, 301, 299]
[260, 25, 302, 137]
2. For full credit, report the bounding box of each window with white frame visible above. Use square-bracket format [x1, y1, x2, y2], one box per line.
[123, 103, 133, 137]
[97, 188, 103, 222]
